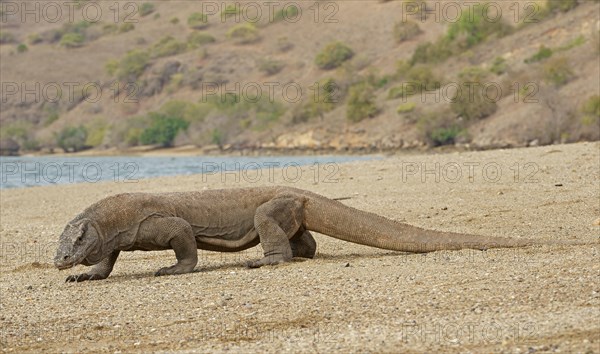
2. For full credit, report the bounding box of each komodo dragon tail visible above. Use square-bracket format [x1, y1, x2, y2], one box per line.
[302, 194, 594, 253]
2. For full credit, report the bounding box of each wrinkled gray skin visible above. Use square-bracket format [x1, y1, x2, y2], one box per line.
[54, 186, 588, 282]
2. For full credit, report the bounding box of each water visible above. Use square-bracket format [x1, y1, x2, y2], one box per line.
[0, 155, 376, 189]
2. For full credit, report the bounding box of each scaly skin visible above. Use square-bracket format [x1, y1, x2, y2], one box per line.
[54, 186, 593, 282]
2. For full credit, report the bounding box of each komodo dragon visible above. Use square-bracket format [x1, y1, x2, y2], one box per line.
[54, 186, 590, 282]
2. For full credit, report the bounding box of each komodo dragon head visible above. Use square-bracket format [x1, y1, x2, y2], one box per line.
[54, 219, 102, 270]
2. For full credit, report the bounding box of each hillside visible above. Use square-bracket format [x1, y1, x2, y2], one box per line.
[0, 0, 599, 155]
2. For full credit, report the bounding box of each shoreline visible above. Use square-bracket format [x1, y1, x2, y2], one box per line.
[12, 146, 409, 158]
[5, 140, 527, 158]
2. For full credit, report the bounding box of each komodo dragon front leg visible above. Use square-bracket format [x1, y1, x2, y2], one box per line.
[247, 194, 308, 268]
[137, 216, 198, 276]
[65, 250, 120, 282]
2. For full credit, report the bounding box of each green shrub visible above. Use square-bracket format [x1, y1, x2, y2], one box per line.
[188, 12, 209, 29]
[258, 58, 285, 75]
[139, 2, 155, 17]
[39, 29, 63, 43]
[292, 78, 339, 123]
[208, 92, 242, 110]
[397, 102, 416, 114]
[85, 120, 107, 147]
[556, 35, 586, 52]
[140, 112, 189, 147]
[393, 20, 422, 43]
[211, 129, 225, 147]
[160, 100, 210, 122]
[55, 125, 88, 152]
[60, 32, 85, 48]
[120, 50, 150, 79]
[406, 65, 440, 88]
[410, 39, 453, 65]
[170, 17, 180, 25]
[119, 23, 135, 33]
[45, 111, 60, 126]
[394, 60, 412, 78]
[417, 112, 466, 146]
[221, 4, 242, 19]
[204, 92, 240, 110]
[22, 138, 40, 151]
[102, 23, 118, 34]
[0, 31, 16, 44]
[315, 42, 354, 70]
[450, 67, 497, 121]
[63, 20, 91, 35]
[107, 49, 150, 81]
[252, 98, 285, 131]
[458, 66, 490, 82]
[388, 86, 411, 99]
[446, 4, 513, 49]
[187, 32, 215, 48]
[227, 23, 259, 44]
[532, 1, 581, 24]
[166, 73, 184, 93]
[451, 91, 497, 121]
[543, 56, 574, 86]
[524, 45, 553, 63]
[28, 33, 42, 44]
[1, 123, 29, 141]
[546, 0, 579, 13]
[105, 60, 118, 76]
[277, 36, 294, 52]
[125, 127, 143, 146]
[16, 43, 27, 53]
[490, 57, 507, 75]
[412, 5, 512, 65]
[389, 64, 441, 99]
[153, 13, 160, 20]
[369, 74, 389, 89]
[580, 95, 600, 126]
[1, 122, 38, 151]
[272, 5, 299, 22]
[150, 36, 187, 58]
[429, 126, 464, 146]
[346, 82, 378, 122]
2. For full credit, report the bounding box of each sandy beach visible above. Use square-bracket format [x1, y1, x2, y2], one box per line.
[1, 142, 598, 353]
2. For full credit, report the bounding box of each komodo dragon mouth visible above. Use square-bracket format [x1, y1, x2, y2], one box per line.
[56, 263, 74, 270]
[54, 249, 91, 270]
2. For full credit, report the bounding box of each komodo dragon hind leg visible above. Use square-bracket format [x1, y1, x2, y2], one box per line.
[138, 216, 198, 276]
[290, 228, 317, 259]
[247, 194, 305, 268]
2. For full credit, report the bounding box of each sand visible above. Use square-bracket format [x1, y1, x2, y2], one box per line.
[1, 142, 598, 353]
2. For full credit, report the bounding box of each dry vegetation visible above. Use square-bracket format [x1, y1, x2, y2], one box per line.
[0, 0, 598, 155]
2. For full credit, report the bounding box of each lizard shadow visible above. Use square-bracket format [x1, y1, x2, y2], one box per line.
[105, 251, 415, 281]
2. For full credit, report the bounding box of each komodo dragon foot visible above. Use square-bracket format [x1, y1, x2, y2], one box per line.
[65, 273, 105, 282]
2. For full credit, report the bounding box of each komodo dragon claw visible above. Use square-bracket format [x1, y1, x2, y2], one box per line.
[65, 273, 102, 282]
